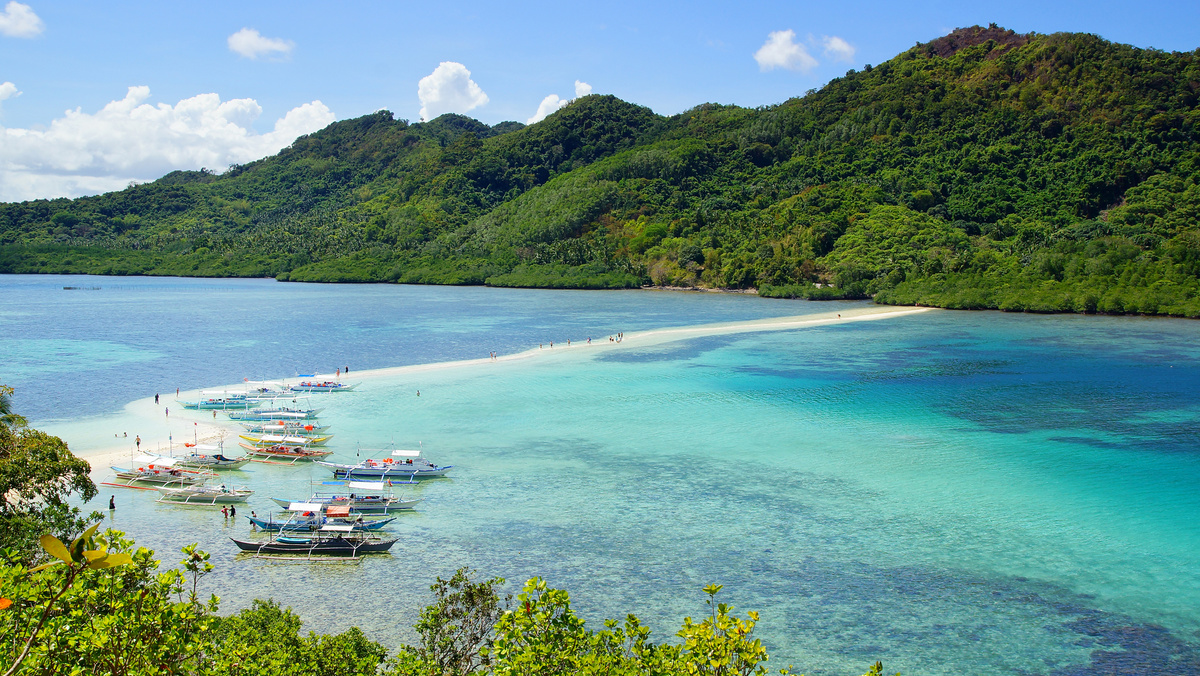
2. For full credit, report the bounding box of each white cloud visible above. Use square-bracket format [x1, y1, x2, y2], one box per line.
[0, 1, 42, 38]
[528, 80, 593, 124]
[822, 35, 856, 62]
[0, 81, 19, 101]
[0, 86, 335, 201]
[526, 94, 568, 124]
[227, 27, 293, 59]
[754, 29, 818, 73]
[417, 62, 488, 121]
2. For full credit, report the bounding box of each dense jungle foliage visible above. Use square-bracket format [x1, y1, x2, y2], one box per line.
[2, 25, 1199, 315]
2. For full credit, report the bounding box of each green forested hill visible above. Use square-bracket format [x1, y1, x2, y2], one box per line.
[3, 25, 1199, 315]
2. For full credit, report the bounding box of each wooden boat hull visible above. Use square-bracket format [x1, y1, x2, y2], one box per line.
[110, 467, 205, 485]
[178, 399, 257, 410]
[156, 488, 253, 505]
[289, 382, 358, 393]
[227, 408, 323, 420]
[230, 536, 396, 556]
[240, 443, 333, 462]
[330, 466, 450, 480]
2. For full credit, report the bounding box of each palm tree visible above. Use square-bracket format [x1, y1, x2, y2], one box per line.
[0, 385, 28, 428]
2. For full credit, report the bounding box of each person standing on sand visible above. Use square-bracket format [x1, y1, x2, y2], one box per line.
[154, 394, 159, 404]
[135, 435, 140, 450]
[165, 408, 169, 418]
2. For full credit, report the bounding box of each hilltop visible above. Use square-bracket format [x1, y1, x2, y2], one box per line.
[2, 25, 1199, 315]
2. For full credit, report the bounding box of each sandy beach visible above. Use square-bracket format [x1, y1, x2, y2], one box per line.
[75, 304, 935, 471]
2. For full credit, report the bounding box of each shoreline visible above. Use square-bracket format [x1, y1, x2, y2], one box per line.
[70, 304, 935, 470]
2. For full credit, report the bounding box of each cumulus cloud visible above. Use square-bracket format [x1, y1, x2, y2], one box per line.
[417, 62, 488, 121]
[0, 81, 19, 101]
[754, 29, 817, 73]
[0, 86, 335, 201]
[0, 1, 42, 38]
[527, 80, 595, 124]
[527, 94, 568, 124]
[228, 27, 293, 59]
[822, 35, 856, 62]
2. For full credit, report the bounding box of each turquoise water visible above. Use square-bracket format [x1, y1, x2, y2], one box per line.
[3, 275, 1200, 675]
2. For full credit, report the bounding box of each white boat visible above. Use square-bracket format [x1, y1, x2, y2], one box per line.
[317, 449, 451, 480]
[107, 454, 216, 487]
[177, 391, 258, 410]
[289, 381, 359, 393]
[240, 421, 332, 435]
[269, 480, 420, 514]
[156, 483, 254, 505]
[227, 406, 323, 421]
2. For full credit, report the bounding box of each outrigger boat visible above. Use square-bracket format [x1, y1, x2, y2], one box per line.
[177, 392, 258, 410]
[239, 421, 332, 435]
[240, 442, 333, 463]
[231, 526, 397, 557]
[269, 480, 420, 514]
[240, 381, 292, 401]
[107, 454, 215, 487]
[318, 449, 451, 480]
[227, 406, 323, 421]
[156, 483, 253, 505]
[177, 443, 251, 470]
[289, 381, 359, 393]
[239, 432, 333, 446]
[248, 504, 396, 532]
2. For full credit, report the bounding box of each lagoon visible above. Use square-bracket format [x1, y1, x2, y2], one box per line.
[3, 274, 1200, 675]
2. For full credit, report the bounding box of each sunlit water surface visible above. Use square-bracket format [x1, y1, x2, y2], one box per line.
[3, 275, 1199, 676]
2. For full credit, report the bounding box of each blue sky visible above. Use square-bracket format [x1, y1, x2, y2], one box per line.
[0, 0, 1197, 201]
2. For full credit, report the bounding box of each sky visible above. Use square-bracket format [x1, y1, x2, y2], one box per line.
[0, 0, 1197, 202]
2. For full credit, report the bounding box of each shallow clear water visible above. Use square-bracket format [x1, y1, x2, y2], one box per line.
[3, 274, 1200, 676]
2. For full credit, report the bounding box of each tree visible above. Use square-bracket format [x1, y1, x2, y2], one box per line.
[390, 567, 510, 676]
[0, 386, 100, 562]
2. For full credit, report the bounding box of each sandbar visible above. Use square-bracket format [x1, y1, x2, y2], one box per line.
[67, 304, 936, 471]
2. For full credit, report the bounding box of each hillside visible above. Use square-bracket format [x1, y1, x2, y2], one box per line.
[2, 25, 1199, 315]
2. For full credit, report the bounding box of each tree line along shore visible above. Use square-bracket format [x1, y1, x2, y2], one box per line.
[2, 24, 1198, 319]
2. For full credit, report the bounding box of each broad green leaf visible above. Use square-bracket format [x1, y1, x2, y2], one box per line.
[87, 553, 132, 569]
[27, 561, 64, 574]
[40, 534, 72, 563]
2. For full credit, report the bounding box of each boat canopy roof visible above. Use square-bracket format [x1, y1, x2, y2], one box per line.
[391, 450, 421, 457]
[132, 453, 179, 467]
[319, 525, 355, 532]
[347, 481, 386, 490]
[326, 506, 351, 517]
[190, 444, 222, 452]
[287, 502, 323, 512]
